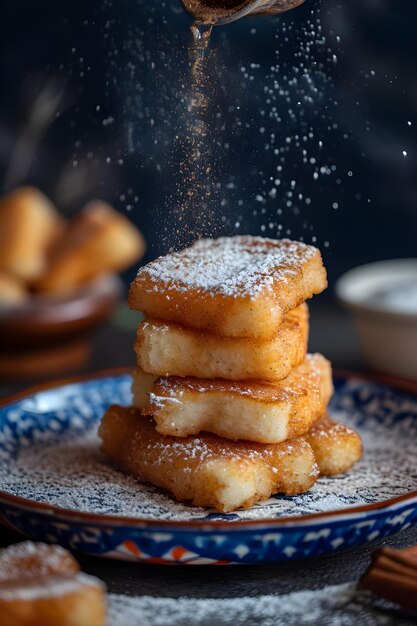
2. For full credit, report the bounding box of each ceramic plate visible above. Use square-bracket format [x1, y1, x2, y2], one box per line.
[0, 370, 416, 565]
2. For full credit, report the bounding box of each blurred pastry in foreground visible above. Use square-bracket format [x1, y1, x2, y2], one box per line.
[133, 353, 333, 443]
[99, 405, 320, 512]
[135, 303, 309, 382]
[36, 201, 146, 294]
[129, 236, 327, 338]
[0, 273, 27, 305]
[99, 405, 362, 512]
[0, 187, 64, 282]
[0, 542, 79, 581]
[0, 541, 106, 626]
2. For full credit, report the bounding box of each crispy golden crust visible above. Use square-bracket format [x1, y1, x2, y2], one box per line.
[0, 187, 64, 282]
[99, 405, 320, 512]
[133, 354, 333, 443]
[35, 201, 146, 294]
[135, 304, 309, 381]
[305, 414, 363, 475]
[99, 407, 362, 512]
[0, 542, 106, 626]
[128, 236, 327, 338]
[0, 577, 106, 626]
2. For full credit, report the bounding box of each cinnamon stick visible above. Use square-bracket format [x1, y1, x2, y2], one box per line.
[361, 568, 417, 611]
[373, 554, 417, 581]
[376, 546, 417, 569]
[360, 545, 417, 612]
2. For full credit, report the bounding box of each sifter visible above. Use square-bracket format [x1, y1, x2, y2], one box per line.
[181, 0, 305, 25]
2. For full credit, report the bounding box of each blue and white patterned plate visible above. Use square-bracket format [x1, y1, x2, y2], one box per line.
[0, 370, 416, 565]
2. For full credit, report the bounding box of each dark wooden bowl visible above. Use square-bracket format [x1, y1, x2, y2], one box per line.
[0, 274, 123, 380]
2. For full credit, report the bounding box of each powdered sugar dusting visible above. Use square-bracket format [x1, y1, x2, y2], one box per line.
[0, 541, 78, 582]
[134, 236, 320, 299]
[0, 573, 104, 602]
[1, 431, 207, 520]
[107, 583, 410, 626]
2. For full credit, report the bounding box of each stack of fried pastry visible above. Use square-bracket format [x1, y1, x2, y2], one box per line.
[0, 542, 106, 626]
[100, 236, 362, 512]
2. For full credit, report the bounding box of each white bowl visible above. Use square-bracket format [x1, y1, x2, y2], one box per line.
[336, 259, 417, 380]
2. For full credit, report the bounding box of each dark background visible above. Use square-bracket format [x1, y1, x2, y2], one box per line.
[0, 0, 416, 289]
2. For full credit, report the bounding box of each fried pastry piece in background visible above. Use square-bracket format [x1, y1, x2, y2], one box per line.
[136, 303, 309, 382]
[0, 541, 106, 626]
[305, 414, 363, 475]
[129, 236, 327, 339]
[99, 405, 320, 512]
[0, 187, 64, 282]
[134, 353, 333, 443]
[0, 273, 27, 305]
[35, 201, 146, 294]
